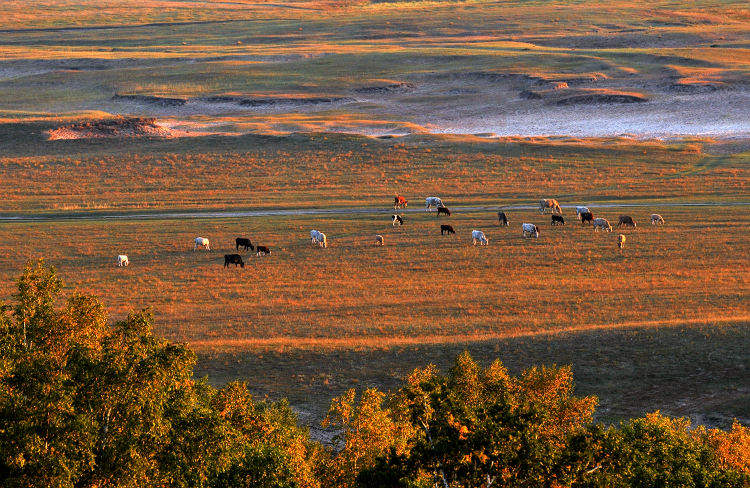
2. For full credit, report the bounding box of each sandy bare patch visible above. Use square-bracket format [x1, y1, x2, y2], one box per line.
[46, 116, 189, 140]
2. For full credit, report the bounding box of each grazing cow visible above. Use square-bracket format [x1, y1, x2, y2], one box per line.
[551, 215, 565, 226]
[441, 224, 456, 235]
[575, 206, 590, 220]
[236, 237, 254, 251]
[394, 196, 408, 209]
[310, 230, 327, 248]
[471, 230, 488, 246]
[117, 255, 129, 267]
[618, 234, 626, 249]
[498, 211, 509, 226]
[437, 207, 451, 217]
[392, 214, 404, 226]
[522, 223, 540, 238]
[593, 218, 613, 232]
[651, 214, 665, 225]
[194, 237, 210, 251]
[256, 245, 271, 256]
[580, 212, 594, 225]
[425, 196, 444, 211]
[224, 254, 245, 268]
[618, 215, 637, 228]
[375, 234, 384, 246]
[539, 199, 562, 214]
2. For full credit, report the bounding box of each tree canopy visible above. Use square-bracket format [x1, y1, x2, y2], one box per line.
[0, 261, 748, 487]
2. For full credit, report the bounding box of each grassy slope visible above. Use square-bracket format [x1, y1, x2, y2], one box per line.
[0, 132, 748, 428]
[1, 125, 748, 213]
[1, 1, 749, 428]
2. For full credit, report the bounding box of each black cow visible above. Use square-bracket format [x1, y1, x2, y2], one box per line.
[580, 212, 594, 225]
[256, 245, 271, 256]
[551, 215, 565, 226]
[441, 224, 456, 235]
[392, 214, 404, 226]
[224, 254, 245, 268]
[236, 237, 254, 251]
[498, 211, 509, 226]
[437, 207, 451, 217]
[618, 215, 637, 228]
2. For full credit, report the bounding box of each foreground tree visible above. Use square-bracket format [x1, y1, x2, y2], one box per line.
[0, 261, 320, 487]
[2, 261, 748, 487]
[356, 352, 598, 487]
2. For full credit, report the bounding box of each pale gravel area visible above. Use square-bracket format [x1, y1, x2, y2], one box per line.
[421, 90, 750, 139]
[102, 87, 750, 141]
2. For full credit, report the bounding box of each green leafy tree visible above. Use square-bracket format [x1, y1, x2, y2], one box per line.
[0, 261, 323, 488]
[322, 387, 414, 487]
[359, 351, 597, 488]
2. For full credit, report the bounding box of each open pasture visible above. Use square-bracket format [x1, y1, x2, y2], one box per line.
[0, 204, 746, 346]
[0, 130, 748, 427]
[1, 201, 747, 428]
[1, 128, 748, 213]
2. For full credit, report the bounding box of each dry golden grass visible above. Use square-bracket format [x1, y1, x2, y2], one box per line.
[0, 205, 747, 350]
[1, 132, 747, 213]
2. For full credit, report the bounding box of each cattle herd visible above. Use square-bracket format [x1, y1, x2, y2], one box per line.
[116, 196, 666, 267]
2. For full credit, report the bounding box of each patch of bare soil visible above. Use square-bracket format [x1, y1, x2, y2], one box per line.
[112, 94, 187, 107]
[556, 92, 648, 105]
[47, 117, 182, 140]
[197, 95, 355, 106]
[352, 81, 415, 94]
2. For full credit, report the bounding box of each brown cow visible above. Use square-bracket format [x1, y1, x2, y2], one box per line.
[539, 198, 562, 214]
[394, 196, 408, 209]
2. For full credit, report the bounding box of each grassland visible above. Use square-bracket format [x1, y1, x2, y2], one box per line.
[1, 0, 749, 432]
[0, 130, 748, 429]
[1, 125, 748, 213]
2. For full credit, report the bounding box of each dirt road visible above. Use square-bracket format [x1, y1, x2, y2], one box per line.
[2, 201, 748, 223]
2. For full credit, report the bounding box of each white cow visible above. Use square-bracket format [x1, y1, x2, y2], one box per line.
[471, 230, 488, 246]
[392, 214, 404, 226]
[194, 237, 210, 251]
[651, 214, 665, 225]
[310, 230, 327, 248]
[575, 206, 590, 220]
[618, 234, 626, 249]
[592, 218, 612, 232]
[522, 223, 539, 238]
[117, 255, 129, 267]
[425, 196, 445, 211]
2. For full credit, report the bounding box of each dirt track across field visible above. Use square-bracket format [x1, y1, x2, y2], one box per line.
[1, 201, 748, 223]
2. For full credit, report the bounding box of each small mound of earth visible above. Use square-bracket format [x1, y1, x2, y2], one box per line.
[197, 96, 354, 106]
[668, 83, 719, 93]
[353, 82, 415, 94]
[112, 94, 187, 107]
[556, 93, 648, 105]
[520, 90, 543, 100]
[47, 117, 176, 140]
